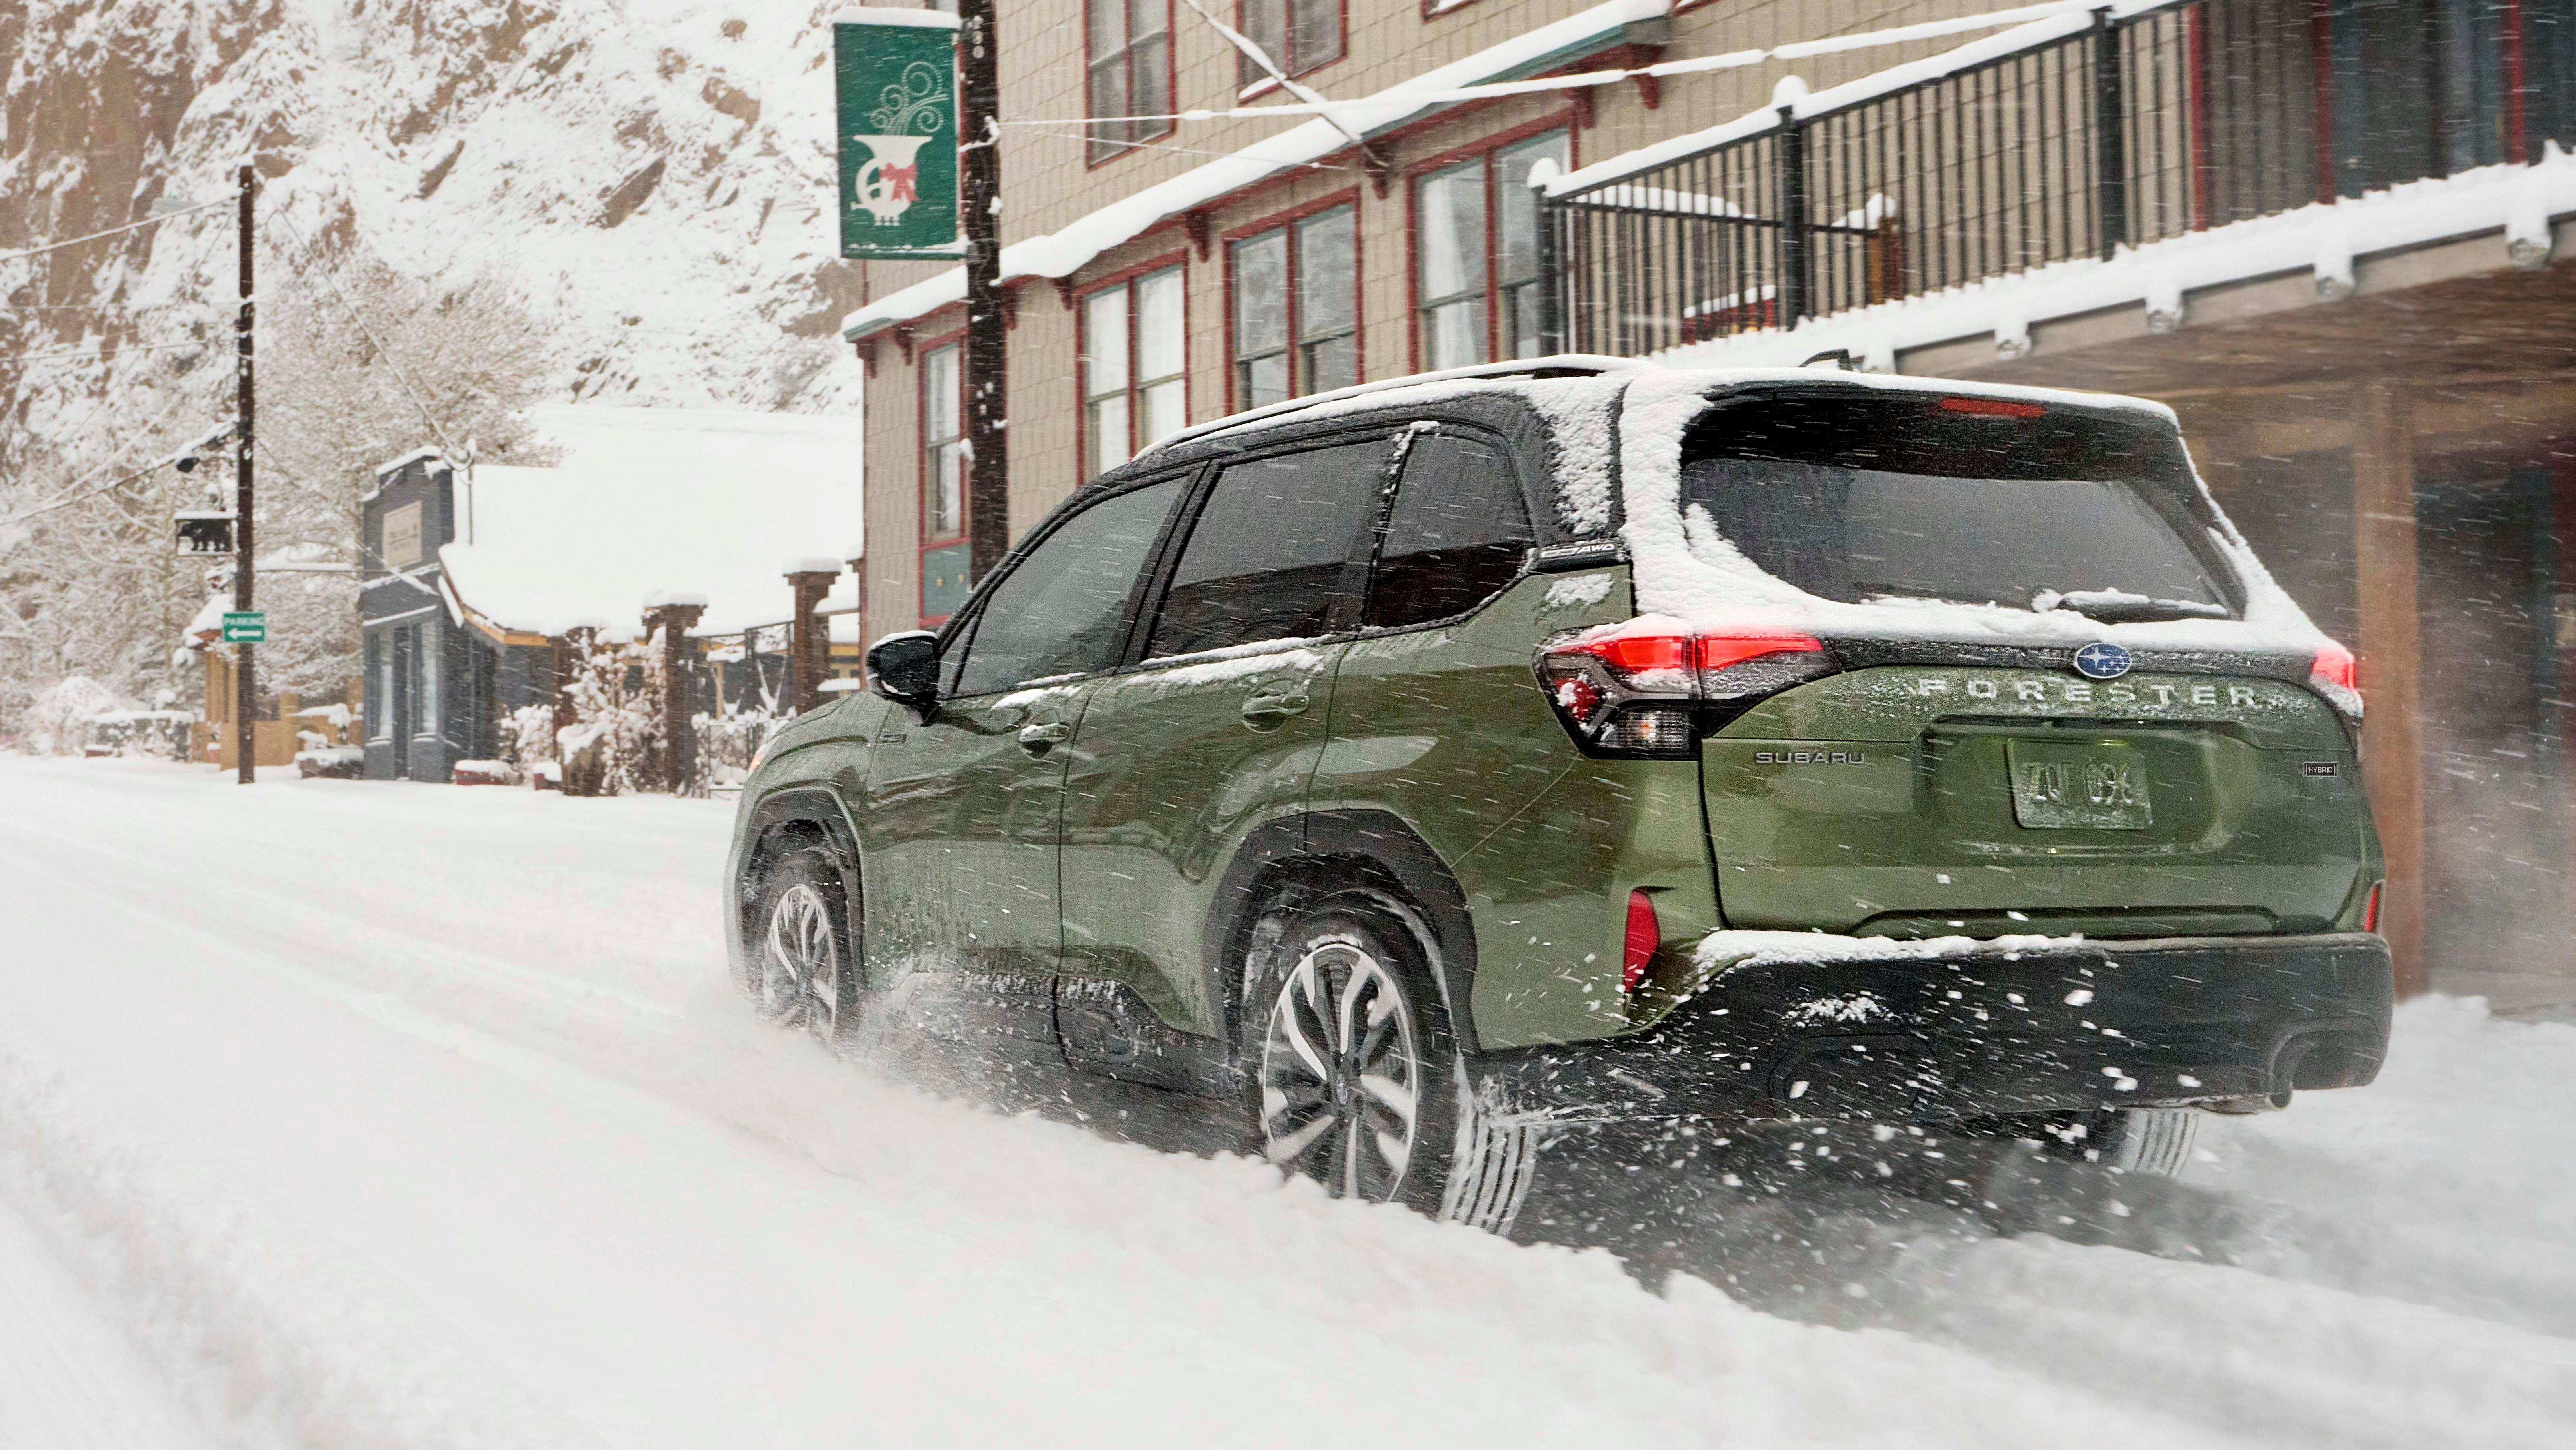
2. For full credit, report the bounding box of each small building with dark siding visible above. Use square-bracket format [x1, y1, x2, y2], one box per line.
[356, 405, 866, 786]
[359, 451, 535, 782]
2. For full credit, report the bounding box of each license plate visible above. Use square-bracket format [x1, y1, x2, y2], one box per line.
[2007, 739, 2153, 830]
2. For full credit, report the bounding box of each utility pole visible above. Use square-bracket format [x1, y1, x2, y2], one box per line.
[958, 0, 1008, 583]
[233, 161, 257, 785]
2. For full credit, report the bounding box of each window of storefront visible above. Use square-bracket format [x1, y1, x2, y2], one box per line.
[368, 634, 390, 741]
[1230, 200, 1358, 410]
[1414, 128, 1571, 370]
[1238, 0, 1343, 85]
[413, 621, 440, 736]
[1082, 264, 1187, 478]
[920, 341, 972, 622]
[1087, 0, 1173, 164]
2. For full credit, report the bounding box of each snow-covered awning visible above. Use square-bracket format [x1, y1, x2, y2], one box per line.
[840, 0, 1671, 341]
[437, 404, 864, 639]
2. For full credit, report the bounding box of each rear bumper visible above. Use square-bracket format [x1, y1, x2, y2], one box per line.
[1491, 932, 2392, 1124]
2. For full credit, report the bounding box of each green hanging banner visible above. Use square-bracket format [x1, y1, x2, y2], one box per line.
[834, 9, 962, 260]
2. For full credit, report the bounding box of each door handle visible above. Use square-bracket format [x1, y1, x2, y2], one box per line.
[1240, 691, 1310, 726]
[1018, 721, 1072, 752]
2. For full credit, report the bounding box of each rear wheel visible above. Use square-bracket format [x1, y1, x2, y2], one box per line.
[752, 843, 855, 1047]
[1241, 883, 1460, 1214]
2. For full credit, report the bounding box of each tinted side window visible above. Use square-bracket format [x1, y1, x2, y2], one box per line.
[1144, 440, 1388, 658]
[1366, 431, 1534, 629]
[951, 477, 1184, 697]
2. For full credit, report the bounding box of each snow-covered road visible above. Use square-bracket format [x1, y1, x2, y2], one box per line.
[2, 757, 2571, 1450]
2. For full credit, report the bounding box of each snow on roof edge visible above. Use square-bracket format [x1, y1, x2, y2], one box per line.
[371, 446, 444, 478]
[841, 0, 1670, 340]
[830, 6, 962, 28]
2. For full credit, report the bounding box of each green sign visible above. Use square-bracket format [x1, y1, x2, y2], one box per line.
[220, 611, 266, 644]
[835, 12, 961, 260]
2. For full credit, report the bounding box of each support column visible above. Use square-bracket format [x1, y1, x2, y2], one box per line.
[786, 569, 839, 716]
[645, 601, 706, 794]
[2352, 378, 2428, 996]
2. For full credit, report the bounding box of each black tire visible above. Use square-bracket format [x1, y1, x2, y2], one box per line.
[749, 841, 858, 1049]
[1237, 876, 1463, 1215]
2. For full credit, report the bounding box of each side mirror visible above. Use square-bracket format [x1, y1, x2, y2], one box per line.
[867, 630, 941, 706]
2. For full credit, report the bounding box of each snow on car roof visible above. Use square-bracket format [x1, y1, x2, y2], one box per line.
[437, 404, 862, 639]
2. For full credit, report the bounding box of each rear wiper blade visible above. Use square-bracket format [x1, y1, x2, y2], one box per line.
[2030, 588, 2232, 624]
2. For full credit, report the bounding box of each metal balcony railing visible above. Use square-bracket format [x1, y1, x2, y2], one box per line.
[1538, 0, 2576, 357]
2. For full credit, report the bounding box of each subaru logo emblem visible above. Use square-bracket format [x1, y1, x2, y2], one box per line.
[2072, 642, 2133, 680]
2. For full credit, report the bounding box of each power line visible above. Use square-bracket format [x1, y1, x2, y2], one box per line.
[0, 199, 230, 264]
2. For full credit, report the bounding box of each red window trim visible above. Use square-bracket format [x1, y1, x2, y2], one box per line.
[1074, 248, 1191, 489]
[1085, 0, 1180, 170]
[1402, 112, 1578, 373]
[1221, 186, 1364, 415]
[914, 324, 968, 626]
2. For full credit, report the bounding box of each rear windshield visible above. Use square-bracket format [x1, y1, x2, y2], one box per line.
[1678, 392, 2239, 619]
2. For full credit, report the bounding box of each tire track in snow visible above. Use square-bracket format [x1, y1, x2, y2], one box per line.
[0, 1196, 215, 1450]
[0, 1052, 616, 1450]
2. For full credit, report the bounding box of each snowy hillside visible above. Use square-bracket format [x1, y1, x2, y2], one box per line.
[2, 0, 868, 434]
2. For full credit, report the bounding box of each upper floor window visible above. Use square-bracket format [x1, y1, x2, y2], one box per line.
[1082, 264, 1187, 478]
[1415, 128, 1570, 371]
[922, 342, 965, 542]
[1088, 0, 1174, 164]
[1239, 0, 1343, 86]
[1230, 202, 1357, 411]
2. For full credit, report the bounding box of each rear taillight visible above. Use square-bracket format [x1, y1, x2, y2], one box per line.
[2361, 879, 2384, 934]
[2310, 640, 2363, 722]
[1538, 629, 1831, 756]
[1622, 889, 1661, 993]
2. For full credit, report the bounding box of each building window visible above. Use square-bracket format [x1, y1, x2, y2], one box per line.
[920, 342, 972, 622]
[1088, 0, 1173, 164]
[1083, 265, 1187, 478]
[1239, 0, 1342, 86]
[414, 622, 440, 737]
[368, 634, 390, 741]
[1415, 128, 1571, 370]
[1230, 202, 1357, 411]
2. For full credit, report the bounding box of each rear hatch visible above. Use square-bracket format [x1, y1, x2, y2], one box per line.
[1669, 387, 2374, 938]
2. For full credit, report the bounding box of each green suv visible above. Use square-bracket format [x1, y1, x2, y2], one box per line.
[726, 360, 2390, 1229]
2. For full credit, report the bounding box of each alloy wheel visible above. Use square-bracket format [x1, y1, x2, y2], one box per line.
[1258, 938, 1424, 1201]
[761, 881, 838, 1041]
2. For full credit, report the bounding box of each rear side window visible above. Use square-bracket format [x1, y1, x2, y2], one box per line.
[1144, 439, 1388, 658]
[1365, 431, 1533, 629]
[1680, 394, 2238, 620]
[950, 477, 1184, 697]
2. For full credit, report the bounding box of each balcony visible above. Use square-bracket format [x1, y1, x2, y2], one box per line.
[1538, 0, 2576, 358]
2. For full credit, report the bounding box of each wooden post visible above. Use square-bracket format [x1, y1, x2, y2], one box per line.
[786, 570, 839, 716]
[645, 601, 706, 794]
[2352, 378, 2428, 996]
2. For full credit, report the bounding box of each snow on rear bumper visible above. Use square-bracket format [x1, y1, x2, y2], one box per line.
[1489, 931, 2393, 1124]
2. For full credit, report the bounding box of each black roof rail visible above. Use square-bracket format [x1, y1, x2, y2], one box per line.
[1136, 354, 1644, 459]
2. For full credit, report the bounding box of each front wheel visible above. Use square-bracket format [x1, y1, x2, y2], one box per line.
[752, 843, 856, 1047]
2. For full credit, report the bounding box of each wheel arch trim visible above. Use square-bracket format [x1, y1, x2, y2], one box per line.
[1204, 808, 1485, 1055]
[735, 786, 865, 970]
